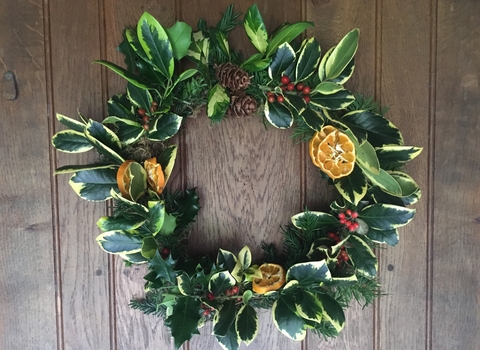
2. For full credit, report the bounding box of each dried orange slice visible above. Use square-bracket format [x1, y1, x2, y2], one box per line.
[144, 157, 165, 194]
[117, 160, 134, 199]
[316, 129, 356, 179]
[252, 263, 286, 294]
[309, 125, 337, 167]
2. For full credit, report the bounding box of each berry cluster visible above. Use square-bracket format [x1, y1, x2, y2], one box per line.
[281, 75, 311, 103]
[136, 101, 158, 131]
[326, 232, 350, 265]
[338, 209, 359, 232]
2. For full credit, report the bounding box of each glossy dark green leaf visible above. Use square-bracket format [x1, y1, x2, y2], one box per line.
[314, 82, 344, 95]
[127, 83, 153, 112]
[176, 272, 194, 296]
[127, 162, 147, 201]
[333, 165, 367, 205]
[103, 117, 144, 145]
[165, 21, 192, 60]
[110, 189, 149, 218]
[363, 167, 402, 196]
[309, 89, 355, 110]
[93, 60, 149, 89]
[216, 317, 240, 350]
[148, 250, 177, 283]
[217, 249, 238, 272]
[283, 93, 306, 112]
[187, 31, 209, 65]
[347, 235, 378, 277]
[295, 290, 323, 323]
[51, 130, 93, 153]
[376, 145, 422, 169]
[295, 38, 321, 82]
[213, 300, 237, 337]
[54, 164, 117, 175]
[97, 215, 145, 232]
[235, 304, 258, 345]
[84, 120, 124, 164]
[244, 4, 268, 53]
[96, 231, 143, 254]
[324, 29, 359, 80]
[173, 188, 200, 231]
[316, 293, 345, 332]
[266, 22, 313, 57]
[148, 113, 183, 141]
[291, 211, 338, 231]
[141, 236, 158, 259]
[208, 271, 236, 295]
[366, 228, 399, 246]
[56, 113, 86, 132]
[300, 107, 324, 131]
[69, 168, 117, 201]
[165, 296, 201, 349]
[264, 100, 293, 129]
[107, 95, 135, 119]
[286, 261, 332, 285]
[148, 200, 165, 235]
[157, 145, 177, 186]
[359, 203, 415, 230]
[268, 42, 295, 78]
[272, 294, 306, 340]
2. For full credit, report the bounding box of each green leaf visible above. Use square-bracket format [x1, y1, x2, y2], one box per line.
[216, 316, 240, 350]
[376, 145, 423, 169]
[103, 117, 144, 145]
[235, 304, 258, 345]
[148, 200, 165, 235]
[295, 38, 321, 82]
[207, 84, 230, 123]
[347, 235, 378, 277]
[309, 89, 355, 110]
[159, 213, 177, 236]
[51, 130, 93, 153]
[283, 93, 306, 113]
[137, 12, 174, 78]
[126, 83, 153, 111]
[341, 110, 403, 147]
[316, 293, 345, 333]
[390, 171, 421, 197]
[107, 95, 135, 120]
[148, 113, 183, 141]
[213, 300, 237, 337]
[165, 21, 192, 60]
[291, 211, 338, 231]
[324, 28, 359, 80]
[54, 164, 117, 175]
[237, 246, 252, 270]
[241, 53, 271, 72]
[110, 189, 149, 218]
[330, 57, 355, 85]
[272, 294, 307, 341]
[314, 82, 344, 95]
[243, 290, 253, 305]
[176, 273, 194, 296]
[56, 113, 85, 132]
[84, 120, 124, 164]
[215, 31, 230, 58]
[157, 145, 178, 186]
[176, 68, 198, 84]
[69, 168, 117, 201]
[119, 252, 148, 264]
[148, 250, 177, 283]
[300, 107, 324, 131]
[165, 296, 201, 349]
[173, 188, 200, 231]
[93, 60, 149, 89]
[363, 167, 403, 196]
[128, 162, 147, 201]
[97, 215, 145, 232]
[209, 271, 236, 296]
[286, 260, 332, 286]
[96, 231, 143, 254]
[295, 290, 323, 323]
[366, 228, 399, 246]
[264, 100, 293, 129]
[333, 165, 368, 205]
[318, 46, 333, 82]
[244, 4, 268, 53]
[268, 42, 296, 79]
[188, 31, 210, 64]
[356, 140, 381, 175]
[217, 248, 239, 272]
[324, 274, 358, 287]
[266, 22, 313, 57]
[141, 236, 158, 259]
[359, 203, 415, 230]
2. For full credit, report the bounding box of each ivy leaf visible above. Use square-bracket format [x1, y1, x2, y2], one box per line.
[165, 296, 201, 349]
[235, 304, 258, 345]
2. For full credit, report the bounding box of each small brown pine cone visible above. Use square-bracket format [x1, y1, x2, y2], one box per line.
[229, 92, 257, 117]
[215, 62, 251, 91]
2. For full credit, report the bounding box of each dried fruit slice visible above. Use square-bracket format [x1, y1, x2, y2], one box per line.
[252, 263, 286, 294]
[117, 160, 134, 199]
[144, 157, 165, 194]
[316, 129, 356, 179]
[309, 125, 337, 167]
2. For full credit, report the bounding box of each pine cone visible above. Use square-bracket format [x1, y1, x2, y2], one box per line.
[229, 92, 257, 117]
[215, 62, 251, 91]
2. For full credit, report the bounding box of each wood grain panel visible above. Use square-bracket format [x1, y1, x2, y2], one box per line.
[377, 1, 431, 349]
[305, 1, 376, 349]
[103, 1, 177, 349]
[0, 0, 57, 348]
[49, 0, 111, 348]
[433, 1, 480, 349]
[181, 1, 302, 349]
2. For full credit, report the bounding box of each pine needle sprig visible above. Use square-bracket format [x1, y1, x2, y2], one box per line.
[311, 320, 339, 340]
[215, 5, 242, 34]
[334, 275, 383, 308]
[347, 93, 390, 115]
[130, 291, 167, 317]
[291, 115, 315, 144]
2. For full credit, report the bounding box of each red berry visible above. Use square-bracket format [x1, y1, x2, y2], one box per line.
[336, 259, 341, 265]
[225, 289, 232, 296]
[231, 286, 239, 294]
[344, 220, 352, 227]
[351, 211, 358, 218]
[137, 108, 146, 116]
[268, 95, 275, 103]
[151, 101, 158, 107]
[203, 310, 210, 316]
[346, 209, 352, 216]
[277, 95, 285, 103]
[201, 303, 208, 309]
[267, 91, 274, 97]
[348, 225, 356, 232]
[142, 115, 149, 123]
[339, 218, 347, 224]
[161, 247, 170, 256]
[352, 222, 360, 230]
[302, 86, 311, 95]
[296, 83, 305, 91]
[341, 246, 345, 250]
[328, 232, 336, 239]
[207, 292, 215, 300]
[281, 76, 290, 84]
[287, 83, 295, 91]
[150, 106, 156, 113]
[338, 213, 346, 219]
[281, 85, 287, 91]
[342, 254, 350, 262]
[303, 96, 310, 104]
[143, 124, 149, 131]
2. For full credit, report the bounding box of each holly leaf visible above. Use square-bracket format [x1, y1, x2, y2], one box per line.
[213, 300, 237, 337]
[272, 294, 307, 341]
[316, 293, 345, 333]
[359, 203, 415, 230]
[264, 100, 293, 129]
[268, 42, 295, 79]
[286, 260, 332, 286]
[208, 271, 236, 296]
[295, 37, 321, 82]
[244, 4, 268, 53]
[295, 290, 323, 323]
[165, 296, 201, 349]
[148, 250, 177, 283]
[235, 304, 258, 345]
[207, 84, 230, 123]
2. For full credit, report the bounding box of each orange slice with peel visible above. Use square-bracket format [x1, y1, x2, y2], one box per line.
[252, 263, 286, 294]
[316, 129, 356, 179]
[144, 157, 165, 194]
[309, 125, 337, 167]
[117, 160, 134, 199]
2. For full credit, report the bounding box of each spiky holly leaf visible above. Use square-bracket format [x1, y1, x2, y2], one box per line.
[165, 296, 201, 349]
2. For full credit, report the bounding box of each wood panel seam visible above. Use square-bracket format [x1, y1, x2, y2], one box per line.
[43, 0, 64, 348]
[425, 0, 437, 349]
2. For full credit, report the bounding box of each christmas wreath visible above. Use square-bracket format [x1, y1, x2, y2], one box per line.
[51, 5, 422, 349]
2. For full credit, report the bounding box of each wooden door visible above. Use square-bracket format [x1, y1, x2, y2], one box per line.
[1, 0, 479, 349]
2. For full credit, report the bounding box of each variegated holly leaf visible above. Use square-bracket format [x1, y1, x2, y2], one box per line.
[363, 167, 402, 196]
[96, 230, 143, 255]
[216, 317, 240, 350]
[213, 299, 237, 337]
[51, 130, 93, 153]
[241, 53, 271, 72]
[316, 293, 345, 333]
[97, 215, 145, 232]
[102, 117, 144, 145]
[295, 37, 321, 82]
[347, 235, 378, 277]
[309, 89, 355, 110]
[157, 145, 177, 186]
[376, 145, 423, 169]
[236, 304, 258, 345]
[209, 271, 236, 296]
[148, 113, 183, 141]
[272, 294, 307, 340]
[148, 200, 165, 235]
[333, 165, 368, 205]
[295, 290, 324, 323]
[54, 164, 117, 175]
[69, 168, 117, 201]
[207, 84, 230, 123]
[266, 22, 313, 57]
[56, 113, 86, 132]
[217, 249, 239, 272]
[176, 272, 194, 296]
[359, 203, 415, 230]
[291, 211, 338, 231]
[300, 107, 324, 131]
[188, 31, 210, 65]
[141, 236, 158, 259]
[268, 42, 295, 79]
[314, 82, 344, 95]
[137, 12, 174, 78]
[165, 296, 201, 349]
[84, 120, 124, 164]
[286, 260, 332, 286]
[264, 100, 293, 128]
[366, 228, 399, 246]
[324, 28, 359, 81]
[323, 274, 358, 287]
[110, 189, 149, 218]
[244, 4, 268, 53]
